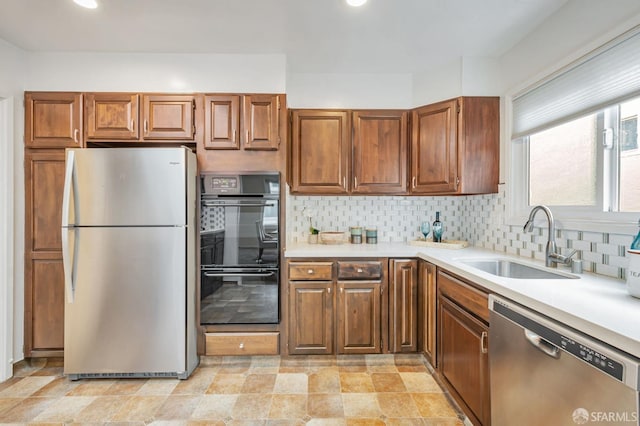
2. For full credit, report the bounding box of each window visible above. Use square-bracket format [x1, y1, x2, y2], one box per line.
[522, 96, 640, 214]
[510, 26, 640, 229]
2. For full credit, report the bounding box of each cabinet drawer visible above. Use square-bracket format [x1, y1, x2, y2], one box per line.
[205, 332, 279, 356]
[337, 261, 382, 280]
[438, 270, 489, 323]
[289, 262, 333, 280]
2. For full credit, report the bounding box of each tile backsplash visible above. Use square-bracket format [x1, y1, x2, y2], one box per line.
[285, 184, 635, 280]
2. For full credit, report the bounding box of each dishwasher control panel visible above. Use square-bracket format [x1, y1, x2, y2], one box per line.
[558, 335, 624, 381]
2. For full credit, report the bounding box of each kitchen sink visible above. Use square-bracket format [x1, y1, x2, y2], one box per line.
[460, 259, 578, 279]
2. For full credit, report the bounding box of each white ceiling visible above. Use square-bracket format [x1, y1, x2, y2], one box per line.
[0, 0, 569, 73]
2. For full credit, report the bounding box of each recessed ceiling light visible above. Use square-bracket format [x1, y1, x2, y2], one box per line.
[73, 0, 98, 9]
[346, 0, 367, 7]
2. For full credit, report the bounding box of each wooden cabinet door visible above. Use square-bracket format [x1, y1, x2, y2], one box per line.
[142, 94, 195, 140]
[419, 260, 437, 367]
[438, 295, 490, 426]
[24, 150, 67, 355]
[352, 110, 408, 194]
[85, 93, 139, 140]
[389, 259, 418, 353]
[337, 281, 382, 354]
[25, 92, 82, 148]
[204, 95, 240, 149]
[288, 281, 334, 355]
[242, 94, 280, 150]
[290, 110, 350, 194]
[411, 98, 458, 194]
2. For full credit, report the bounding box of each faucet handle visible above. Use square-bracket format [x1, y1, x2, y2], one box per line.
[549, 249, 577, 265]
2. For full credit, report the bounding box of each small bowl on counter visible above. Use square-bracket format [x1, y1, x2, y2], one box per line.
[319, 231, 348, 245]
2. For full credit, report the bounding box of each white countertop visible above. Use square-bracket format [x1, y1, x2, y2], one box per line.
[285, 242, 640, 358]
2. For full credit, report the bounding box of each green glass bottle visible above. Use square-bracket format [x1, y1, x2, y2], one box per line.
[631, 219, 640, 251]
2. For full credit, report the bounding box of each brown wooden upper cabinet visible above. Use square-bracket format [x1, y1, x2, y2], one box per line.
[290, 109, 407, 195]
[85, 93, 196, 142]
[25, 92, 83, 148]
[203, 94, 282, 151]
[410, 96, 499, 195]
[290, 110, 351, 194]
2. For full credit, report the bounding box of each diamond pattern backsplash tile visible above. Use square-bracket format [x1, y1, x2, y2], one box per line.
[285, 184, 636, 280]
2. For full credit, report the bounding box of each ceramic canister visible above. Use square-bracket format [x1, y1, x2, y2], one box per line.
[627, 250, 640, 298]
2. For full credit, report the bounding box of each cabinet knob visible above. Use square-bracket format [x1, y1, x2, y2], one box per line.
[357, 268, 363, 273]
[307, 269, 314, 274]
[239, 342, 244, 349]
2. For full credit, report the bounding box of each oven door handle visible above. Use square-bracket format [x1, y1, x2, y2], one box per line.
[201, 202, 275, 208]
[204, 271, 277, 278]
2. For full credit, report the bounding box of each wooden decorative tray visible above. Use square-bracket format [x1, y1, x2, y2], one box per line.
[408, 239, 469, 249]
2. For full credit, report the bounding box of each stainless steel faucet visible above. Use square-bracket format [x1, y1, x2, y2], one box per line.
[523, 205, 576, 268]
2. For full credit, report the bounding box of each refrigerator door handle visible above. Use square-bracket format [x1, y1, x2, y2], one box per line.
[62, 150, 77, 303]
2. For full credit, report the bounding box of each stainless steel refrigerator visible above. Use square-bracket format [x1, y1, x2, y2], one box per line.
[61, 147, 198, 380]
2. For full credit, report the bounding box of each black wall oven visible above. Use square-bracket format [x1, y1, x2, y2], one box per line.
[200, 173, 280, 325]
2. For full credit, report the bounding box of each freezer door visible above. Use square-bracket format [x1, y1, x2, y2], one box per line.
[64, 226, 187, 375]
[65, 148, 191, 226]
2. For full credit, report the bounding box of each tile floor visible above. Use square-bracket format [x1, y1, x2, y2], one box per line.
[0, 354, 466, 425]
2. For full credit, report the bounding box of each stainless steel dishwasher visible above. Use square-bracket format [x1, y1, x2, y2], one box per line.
[489, 295, 639, 426]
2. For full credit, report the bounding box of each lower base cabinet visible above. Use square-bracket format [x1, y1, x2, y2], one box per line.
[337, 281, 382, 354]
[437, 270, 491, 426]
[288, 281, 334, 355]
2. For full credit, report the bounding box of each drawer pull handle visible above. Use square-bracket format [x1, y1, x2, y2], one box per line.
[357, 268, 363, 273]
[239, 342, 244, 349]
[307, 269, 314, 274]
[480, 331, 488, 354]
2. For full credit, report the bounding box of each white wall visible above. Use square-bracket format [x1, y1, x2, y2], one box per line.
[412, 59, 461, 106]
[0, 37, 26, 378]
[26, 52, 287, 93]
[286, 72, 413, 109]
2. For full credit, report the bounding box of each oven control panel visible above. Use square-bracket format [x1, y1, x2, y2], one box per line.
[202, 175, 240, 194]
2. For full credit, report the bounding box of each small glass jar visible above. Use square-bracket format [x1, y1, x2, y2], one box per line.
[365, 228, 377, 244]
[350, 226, 363, 244]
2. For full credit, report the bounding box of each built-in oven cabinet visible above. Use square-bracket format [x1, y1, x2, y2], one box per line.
[287, 259, 388, 355]
[84, 93, 196, 142]
[203, 94, 284, 151]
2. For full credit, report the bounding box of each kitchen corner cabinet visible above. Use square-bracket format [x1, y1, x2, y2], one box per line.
[85, 93, 196, 142]
[24, 150, 66, 357]
[437, 270, 491, 426]
[411, 96, 499, 195]
[289, 109, 408, 195]
[418, 260, 437, 366]
[389, 259, 418, 353]
[287, 260, 386, 355]
[25, 92, 83, 148]
[203, 94, 283, 151]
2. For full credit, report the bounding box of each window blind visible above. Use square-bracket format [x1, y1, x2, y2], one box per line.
[512, 26, 640, 139]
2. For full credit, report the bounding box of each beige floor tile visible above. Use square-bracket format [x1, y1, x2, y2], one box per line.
[376, 392, 421, 418]
[31, 376, 79, 397]
[12, 359, 47, 377]
[226, 421, 267, 426]
[148, 421, 190, 426]
[65, 379, 119, 396]
[400, 373, 441, 393]
[108, 379, 148, 395]
[273, 373, 308, 394]
[411, 393, 459, 418]
[137, 378, 180, 395]
[0, 376, 56, 398]
[308, 368, 341, 393]
[339, 372, 375, 393]
[0, 377, 21, 393]
[74, 395, 130, 422]
[231, 393, 272, 419]
[306, 419, 347, 426]
[422, 418, 465, 426]
[345, 419, 385, 426]
[186, 420, 225, 426]
[307, 394, 344, 418]
[205, 373, 246, 394]
[190, 394, 238, 420]
[365, 355, 398, 373]
[241, 374, 277, 393]
[249, 356, 281, 374]
[0, 397, 22, 416]
[341, 393, 382, 418]
[268, 394, 307, 419]
[385, 418, 425, 425]
[370, 373, 406, 392]
[0, 396, 57, 422]
[154, 395, 203, 420]
[110, 395, 167, 422]
[173, 368, 217, 395]
[32, 395, 95, 422]
[266, 419, 307, 426]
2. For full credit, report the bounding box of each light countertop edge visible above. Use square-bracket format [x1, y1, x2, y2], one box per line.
[284, 242, 640, 358]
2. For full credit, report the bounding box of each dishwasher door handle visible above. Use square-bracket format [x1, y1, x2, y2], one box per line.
[524, 329, 561, 359]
